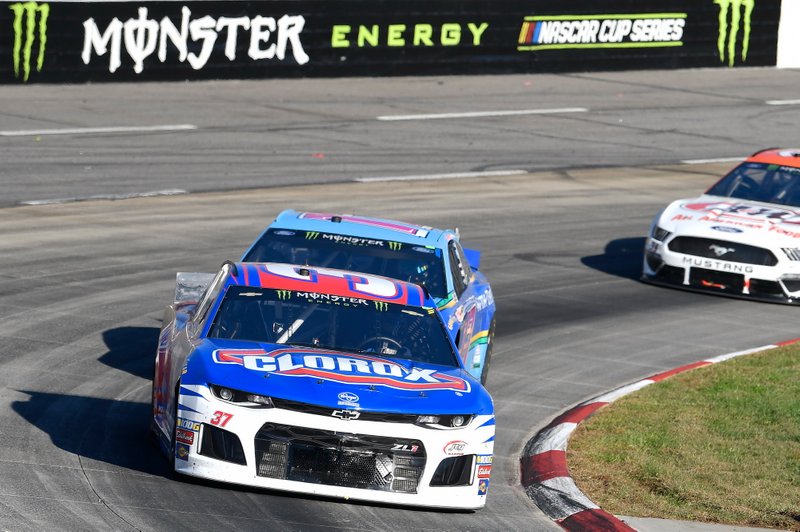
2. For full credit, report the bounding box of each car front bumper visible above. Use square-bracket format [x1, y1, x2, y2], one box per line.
[642, 236, 800, 304]
[171, 384, 495, 509]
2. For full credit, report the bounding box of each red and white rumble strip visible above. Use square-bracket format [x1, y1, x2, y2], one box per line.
[520, 338, 800, 531]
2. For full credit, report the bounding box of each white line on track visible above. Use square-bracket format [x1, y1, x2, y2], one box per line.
[0, 124, 198, 137]
[681, 156, 744, 164]
[765, 99, 800, 106]
[376, 108, 588, 121]
[353, 169, 527, 183]
[20, 189, 188, 206]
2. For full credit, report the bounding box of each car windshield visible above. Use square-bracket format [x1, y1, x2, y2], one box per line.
[243, 229, 448, 298]
[207, 285, 459, 368]
[706, 162, 800, 208]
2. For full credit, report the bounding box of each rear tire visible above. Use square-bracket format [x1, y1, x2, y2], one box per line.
[479, 318, 495, 385]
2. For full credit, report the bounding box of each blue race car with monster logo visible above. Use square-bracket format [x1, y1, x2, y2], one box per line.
[242, 211, 496, 384]
[152, 261, 495, 509]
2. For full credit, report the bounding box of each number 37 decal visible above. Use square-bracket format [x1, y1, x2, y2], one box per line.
[211, 411, 233, 427]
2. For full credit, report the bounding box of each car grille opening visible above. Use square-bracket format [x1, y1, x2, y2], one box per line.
[688, 268, 744, 292]
[668, 237, 777, 266]
[254, 423, 425, 493]
[430, 455, 474, 486]
[199, 424, 247, 465]
[645, 251, 663, 272]
[653, 264, 685, 284]
[780, 278, 800, 293]
[751, 278, 785, 296]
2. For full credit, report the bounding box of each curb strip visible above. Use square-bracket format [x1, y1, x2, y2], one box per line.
[520, 338, 800, 531]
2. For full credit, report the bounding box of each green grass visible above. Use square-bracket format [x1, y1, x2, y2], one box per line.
[568, 345, 800, 530]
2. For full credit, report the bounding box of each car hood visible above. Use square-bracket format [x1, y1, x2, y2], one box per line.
[184, 339, 492, 415]
[658, 195, 800, 244]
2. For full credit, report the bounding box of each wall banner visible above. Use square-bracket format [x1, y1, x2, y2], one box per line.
[0, 0, 781, 83]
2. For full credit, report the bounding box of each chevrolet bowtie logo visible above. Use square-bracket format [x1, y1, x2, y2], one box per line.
[709, 244, 735, 257]
[331, 409, 360, 420]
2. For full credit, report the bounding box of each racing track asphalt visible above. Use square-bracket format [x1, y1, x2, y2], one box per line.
[2, 164, 800, 531]
[1, 70, 799, 531]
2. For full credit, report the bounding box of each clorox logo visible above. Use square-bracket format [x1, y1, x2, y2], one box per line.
[213, 348, 471, 393]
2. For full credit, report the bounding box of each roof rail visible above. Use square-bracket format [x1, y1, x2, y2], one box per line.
[750, 147, 780, 156]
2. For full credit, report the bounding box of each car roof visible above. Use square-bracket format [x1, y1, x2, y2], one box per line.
[269, 209, 451, 247]
[747, 148, 800, 168]
[228, 262, 430, 308]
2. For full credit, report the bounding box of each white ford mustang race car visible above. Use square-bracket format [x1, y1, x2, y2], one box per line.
[643, 148, 800, 304]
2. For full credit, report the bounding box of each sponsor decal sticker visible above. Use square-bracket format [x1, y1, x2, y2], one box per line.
[176, 428, 195, 445]
[81, 6, 309, 74]
[213, 348, 472, 392]
[176, 442, 190, 460]
[478, 478, 490, 495]
[476, 455, 493, 464]
[9, 1, 49, 82]
[683, 201, 800, 225]
[177, 418, 201, 431]
[337, 391, 359, 404]
[276, 289, 292, 300]
[443, 440, 468, 456]
[331, 22, 489, 49]
[712, 225, 744, 233]
[714, 0, 754, 67]
[518, 13, 686, 51]
[477, 464, 492, 478]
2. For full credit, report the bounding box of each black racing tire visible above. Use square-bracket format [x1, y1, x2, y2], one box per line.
[479, 318, 496, 386]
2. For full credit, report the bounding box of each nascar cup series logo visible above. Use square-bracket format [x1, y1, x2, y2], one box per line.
[517, 13, 686, 51]
[8, 1, 49, 82]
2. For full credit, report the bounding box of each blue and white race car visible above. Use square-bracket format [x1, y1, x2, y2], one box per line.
[242, 211, 496, 384]
[152, 261, 495, 509]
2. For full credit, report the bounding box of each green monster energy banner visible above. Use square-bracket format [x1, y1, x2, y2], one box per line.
[0, 0, 781, 83]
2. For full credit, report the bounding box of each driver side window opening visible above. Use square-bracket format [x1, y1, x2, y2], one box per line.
[448, 241, 471, 297]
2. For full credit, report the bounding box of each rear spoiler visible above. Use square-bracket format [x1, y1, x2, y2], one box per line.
[463, 248, 481, 270]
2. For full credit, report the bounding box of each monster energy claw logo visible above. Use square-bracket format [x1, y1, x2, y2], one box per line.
[374, 301, 388, 311]
[388, 242, 403, 251]
[276, 290, 292, 300]
[9, 1, 49, 81]
[714, 0, 754, 67]
[305, 232, 320, 240]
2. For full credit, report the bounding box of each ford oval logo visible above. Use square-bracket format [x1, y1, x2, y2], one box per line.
[711, 225, 743, 233]
[338, 391, 359, 403]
